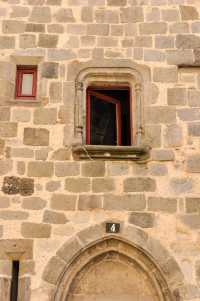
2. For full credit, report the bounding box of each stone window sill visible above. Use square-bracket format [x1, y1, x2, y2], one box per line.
[72, 144, 150, 161]
[8, 98, 41, 106]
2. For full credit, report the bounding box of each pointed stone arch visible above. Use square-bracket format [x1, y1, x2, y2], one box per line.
[43, 222, 185, 301]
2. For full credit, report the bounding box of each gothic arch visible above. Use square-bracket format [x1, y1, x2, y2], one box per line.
[43, 222, 185, 301]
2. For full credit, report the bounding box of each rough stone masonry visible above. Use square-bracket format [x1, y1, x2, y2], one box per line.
[0, 0, 200, 300]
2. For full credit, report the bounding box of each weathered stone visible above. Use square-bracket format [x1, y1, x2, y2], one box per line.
[0, 107, 10, 122]
[162, 9, 179, 22]
[120, 7, 144, 22]
[148, 197, 177, 213]
[135, 36, 152, 47]
[23, 128, 49, 146]
[155, 36, 174, 49]
[144, 49, 165, 62]
[34, 108, 57, 125]
[0, 123, 17, 138]
[2, 20, 25, 33]
[149, 163, 168, 176]
[87, 24, 109, 36]
[81, 162, 105, 177]
[108, 0, 126, 5]
[20, 178, 34, 196]
[56, 237, 82, 264]
[188, 90, 200, 107]
[21, 222, 51, 238]
[26, 23, 45, 33]
[10, 6, 29, 18]
[51, 148, 71, 161]
[145, 107, 176, 124]
[139, 22, 167, 35]
[43, 256, 66, 285]
[12, 108, 31, 123]
[178, 108, 200, 121]
[180, 5, 199, 20]
[153, 67, 178, 83]
[17, 161, 25, 176]
[176, 34, 200, 49]
[43, 210, 67, 224]
[49, 82, 62, 102]
[0, 36, 15, 49]
[145, 125, 161, 147]
[0, 239, 33, 260]
[55, 162, 80, 177]
[35, 149, 49, 161]
[20, 34, 36, 48]
[107, 162, 129, 176]
[103, 194, 146, 211]
[22, 197, 46, 210]
[48, 49, 76, 60]
[46, 180, 61, 192]
[124, 178, 156, 192]
[0, 210, 28, 220]
[164, 124, 183, 147]
[81, 7, 93, 22]
[180, 215, 200, 229]
[48, 24, 64, 33]
[0, 160, 12, 176]
[28, 161, 53, 177]
[54, 8, 75, 23]
[185, 198, 200, 213]
[186, 154, 200, 173]
[151, 149, 175, 161]
[38, 34, 58, 48]
[30, 7, 51, 23]
[92, 178, 115, 193]
[65, 178, 90, 193]
[167, 88, 187, 106]
[51, 194, 76, 210]
[169, 22, 189, 34]
[129, 212, 155, 228]
[95, 9, 119, 24]
[167, 49, 194, 65]
[0, 196, 10, 209]
[170, 177, 192, 194]
[2, 176, 20, 195]
[41, 62, 59, 78]
[188, 123, 200, 137]
[78, 195, 102, 210]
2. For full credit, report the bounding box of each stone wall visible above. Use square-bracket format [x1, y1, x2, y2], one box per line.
[0, 0, 200, 300]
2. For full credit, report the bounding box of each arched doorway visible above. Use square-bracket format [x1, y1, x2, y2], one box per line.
[53, 238, 175, 301]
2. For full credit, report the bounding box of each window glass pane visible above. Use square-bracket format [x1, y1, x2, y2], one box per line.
[90, 95, 117, 145]
[21, 73, 33, 95]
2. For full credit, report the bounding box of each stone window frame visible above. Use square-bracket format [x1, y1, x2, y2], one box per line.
[7, 55, 44, 105]
[70, 60, 151, 161]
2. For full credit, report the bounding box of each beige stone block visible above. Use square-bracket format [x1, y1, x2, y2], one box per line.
[124, 178, 156, 192]
[43, 210, 67, 224]
[25, 23, 45, 33]
[162, 9, 179, 22]
[185, 198, 200, 213]
[30, 7, 51, 23]
[12, 108, 31, 123]
[108, 0, 126, 5]
[27, 161, 53, 177]
[47, 24, 64, 33]
[65, 178, 90, 193]
[103, 194, 146, 211]
[22, 197, 46, 210]
[81, 6, 93, 22]
[180, 5, 199, 20]
[81, 162, 105, 177]
[10, 148, 33, 158]
[0, 211, 28, 220]
[17, 161, 25, 176]
[95, 9, 119, 23]
[0, 197, 10, 209]
[129, 212, 155, 228]
[186, 154, 200, 173]
[0, 36, 15, 49]
[54, 8, 75, 23]
[0, 107, 10, 122]
[145, 106, 176, 124]
[0, 123, 17, 138]
[151, 149, 175, 161]
[48, 49, 76, 61]
[78, 194, 102, 210]
[153, 67, 178, 82]
[23, 128, 49, 146]
[2, 20, 25, 33]
[169, 22, 189, 34]
[147, 197, 177, 213]
[19, 34, 36, 49]
[42, 256, 65, 285]
[170, 177, 192, 194]
[10, 6, 29, 18]
[120, 7, 144, 22]
[167, 88, 187, 106]
[34, 108, 57, 125]
[0, 160, 13, 176]
[145, 125, 161, 147]
[46, 180, 61, 192]
[135, 36, 152, 47]
[55, 162, 80, 177]
[41, 62, 59, 78]
[0, 239, 33, 259]
[38, 34, 58, 48]
[50, 194, 76, 210]
[164, 124, 183, 147]
[176, 34, 200, 49]
[166, 49, 194, 65]
[51, 148, 71, 161]
[92, 178, 115, 193]
[21, 222, 51, 238]
[139, 22, 167, 35]
[49, 82, 62, 102]
[87, 24, 109, 36]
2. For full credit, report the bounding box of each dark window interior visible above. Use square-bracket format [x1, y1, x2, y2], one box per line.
[87, 87, 131, 146]
[10, 261, 19, 301]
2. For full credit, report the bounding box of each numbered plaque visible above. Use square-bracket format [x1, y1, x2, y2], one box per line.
[106, 223, 120, 233]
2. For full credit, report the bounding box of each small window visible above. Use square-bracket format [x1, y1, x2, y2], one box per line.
[15, 66, 37, 99]
[86, 86, 131, 146]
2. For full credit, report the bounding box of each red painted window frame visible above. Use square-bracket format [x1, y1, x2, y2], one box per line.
[15, 66, 37, 99]
[86, 89, 122, 145]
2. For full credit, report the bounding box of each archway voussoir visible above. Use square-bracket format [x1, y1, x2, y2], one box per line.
[121, 224, 149, 250]
[56, 236, 83, 265]
[77, 223, 107, 246]
[42, 256, 66, 285]
[161, 257, 185, 290]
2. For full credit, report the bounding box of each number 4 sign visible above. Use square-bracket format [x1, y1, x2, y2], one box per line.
[106, 223, 120, 233]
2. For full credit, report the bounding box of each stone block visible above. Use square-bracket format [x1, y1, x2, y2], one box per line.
[139, 22, 167, 35]
[23, 128, 49, 146]
[103, 194, 146, 211]
[164, 124, 183, 147]
[155, 36, 174, 49]
[188, 90, 200, 107]
[151, 149, 175, 161]
[22, 197, 46, 210]
[81, 7, 93, 22]
[148, 197, 177, 213]
[87, 24, 109, 36]
[185, 198, 200, 213]
[180, 215, 200, 229]
[167, 88, 187, 106]
[170, 177, 192, 194]
[41, 62, 59, 79]
[153, 67, 178, 83]
[0, 211, 28, 220]
[145, 125, 161, 147]
[10, 6, 29, 18]
[129, 212, 155, 228]
[180, 5, 199, 20]
[65, 178, 90, 193]
[30, 7, 51, 23]
[35, 149, 49, 161]
[145, 106, 176, 124]
[107, 162, 129, 176]
[192, 22, 200, 33]
[78, 194, 102, 210]
[144, 49, 165, 62]
[17, 161, 25, 176]
[55, 162, 80, 177]
[0, 239, 33, 260]
[186, 154, 200, 173]
[50, 194, 76, 210]
[0, 123, 17, 138]
[38, 34, 58, 48]
[0, 36, 15, 49]
[178, 108, 200, 121]
[95, 9, 119, 23]
[92, 178, 115, 193]
[28, 161, 53, 177]
[51, 148, 71, 161]
[195, 261, 200, 283]
[176, 34, 200, 49]
[162, 9, 179, 22]
[188, 123, 200, 137]
[12, 108, 31, 123]
[26, 23, 45, 33]
[108, 0, 127, 5]
[2, 177, 34, 196]
[124, 178, 156, 192]
[2, 20, 25, 34]
[43, 256, 65, 285]
[34, 108, 57, 125]
[49, 82, 62, 102]
[0, 196, 10, 209]
[20, 178, 34, 196]
[54, 8, 75, 23]
[169, 22, 189, 34]
[120, 7, 144, 22]
[48, 49, 76, 61]
[46, 181, 61, 192]
[19, 34, 36, 48]
[21, 222, 51, 238]
[81, 162, 105, 177]
[135, 36, 152, 47]
[56, 237, 82, 264]
[0, 107, 10, 122]
[149, 163, 168, 176]
[43, 210, 67, 224]
[0, 160, 13, 176]
[47, 24, 64, 33]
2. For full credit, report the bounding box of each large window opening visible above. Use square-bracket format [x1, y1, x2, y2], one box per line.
[86, 86, 131, 146]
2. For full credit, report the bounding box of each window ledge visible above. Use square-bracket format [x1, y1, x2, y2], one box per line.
[72, 144, 150, 161]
